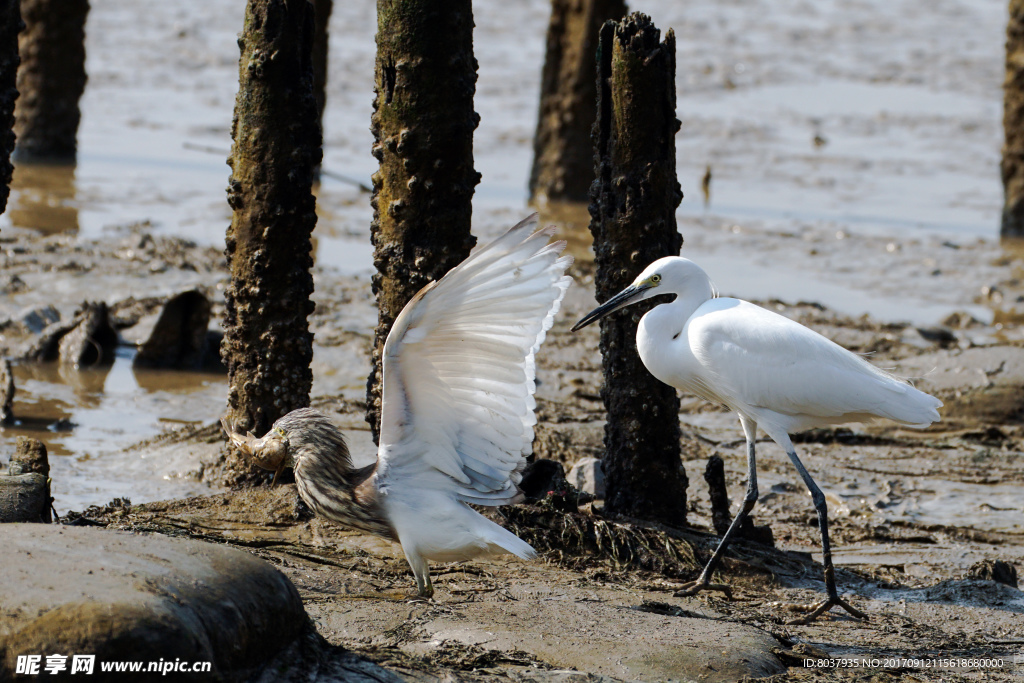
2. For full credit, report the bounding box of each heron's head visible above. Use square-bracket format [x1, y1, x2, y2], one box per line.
[221, 407, 350, 476]
[572, 257, 709, 331]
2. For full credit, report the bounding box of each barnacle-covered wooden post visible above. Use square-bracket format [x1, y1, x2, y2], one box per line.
[222, 0, 321, 485]
[311, 0, 332, 181]
[529, 0, 626, 205]
[13, 0, 88, 161]
[1003, 0, 1024, 237]
[0, 0, 20, 214]
[589, 13, 687, 525]
[365, 0, 480, 442]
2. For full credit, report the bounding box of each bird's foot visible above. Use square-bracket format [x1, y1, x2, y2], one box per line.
[673, 579, 734, 600]
[784, 594, 868, 624]
[406, 583, 434, 603]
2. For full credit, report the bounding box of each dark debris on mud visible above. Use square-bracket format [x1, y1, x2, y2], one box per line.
[357, 640, 554, 678]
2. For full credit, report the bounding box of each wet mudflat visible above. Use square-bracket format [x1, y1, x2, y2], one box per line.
[23, 241, 1018, 681]
[2, 0, 1024, 679]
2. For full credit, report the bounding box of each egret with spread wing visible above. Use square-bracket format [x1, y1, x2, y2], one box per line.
[224, 216, 573, 598]
[572, 256, 941, 623]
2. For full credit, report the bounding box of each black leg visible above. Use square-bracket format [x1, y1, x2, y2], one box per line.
[785, 448, 867, 624]
[675, 435, 758, 600]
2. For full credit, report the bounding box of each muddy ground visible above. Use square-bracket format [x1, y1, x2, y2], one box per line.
[0, 0, 1021, 678]
[1, 223, 1023, 681]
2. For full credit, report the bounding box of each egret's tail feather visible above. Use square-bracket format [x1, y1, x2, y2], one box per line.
[878, 382, 943, 427]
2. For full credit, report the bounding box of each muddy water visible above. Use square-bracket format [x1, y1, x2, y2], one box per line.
[3, 353, 225, 511]
[0, 0, 1020, 522]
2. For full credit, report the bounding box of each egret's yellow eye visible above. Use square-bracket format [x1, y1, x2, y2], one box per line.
[650, 274, 662, 284]
[274, 427, 287, 437]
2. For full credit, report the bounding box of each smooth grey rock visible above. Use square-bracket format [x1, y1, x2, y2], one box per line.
[0, 525, 309, 680]
[568, 457, 605, 498]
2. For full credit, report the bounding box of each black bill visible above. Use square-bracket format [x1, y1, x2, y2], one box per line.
[571, 283, 649, 332]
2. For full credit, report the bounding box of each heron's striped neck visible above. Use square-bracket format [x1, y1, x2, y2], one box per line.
[274, 408, 395, 539]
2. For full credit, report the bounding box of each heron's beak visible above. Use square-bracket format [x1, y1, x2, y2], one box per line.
[220, 417, 291, 482]
[571, 282, 652, 331]
[221, 417, 258, 455]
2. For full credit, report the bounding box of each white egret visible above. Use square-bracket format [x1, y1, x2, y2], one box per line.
[572, 256, 941, 623]
[224, 216, 573, 598]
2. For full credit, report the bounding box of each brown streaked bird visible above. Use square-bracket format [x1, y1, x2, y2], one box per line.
[224, 216, 573, 598]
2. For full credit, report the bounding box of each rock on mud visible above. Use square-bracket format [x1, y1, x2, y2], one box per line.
[0, 525, 394, 681]
[22, 301, 117, 367]
[133, 289, 214, 370]
[966, 559, 1019, 589]
[14, 304, 60, 334]
[520, 459, 571, 502]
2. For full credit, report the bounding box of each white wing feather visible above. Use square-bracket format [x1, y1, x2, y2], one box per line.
[375, 215, 573, 506]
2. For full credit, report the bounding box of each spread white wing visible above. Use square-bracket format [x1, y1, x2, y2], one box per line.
[375, 215, 573, 505]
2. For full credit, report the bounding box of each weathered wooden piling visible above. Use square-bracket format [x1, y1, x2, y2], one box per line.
[703, 455, 732, 537]
[704, 454, 774, 546]
[530, 0, 626, 205]
[1004, 1, 1024, 237]
[0, 0, 20, 214]
[223, 0, 321, 484]
[13, 0, 88, 161]
[365, 0, 480, 441]
[0, 358, 13, 424]
[311, 0, 332, 181]
[589, 13, 687, 525]
[0, 437, 51, 523]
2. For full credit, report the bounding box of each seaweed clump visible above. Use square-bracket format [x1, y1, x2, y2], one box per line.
[497, 494, 699, 579]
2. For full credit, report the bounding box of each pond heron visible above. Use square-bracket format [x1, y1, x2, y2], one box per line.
[224, 215, 572, 598]
[572, 256, 941, 623]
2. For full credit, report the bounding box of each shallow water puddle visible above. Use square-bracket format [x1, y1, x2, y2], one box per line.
[0, 350, 226, 512]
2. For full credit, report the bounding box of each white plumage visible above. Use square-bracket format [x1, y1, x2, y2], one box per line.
[375, 215, 572, 591]
[636, 278, 941, 440]
[573, 256, 941, 622]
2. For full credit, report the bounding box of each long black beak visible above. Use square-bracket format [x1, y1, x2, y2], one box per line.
[571, 283, 649, 331]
